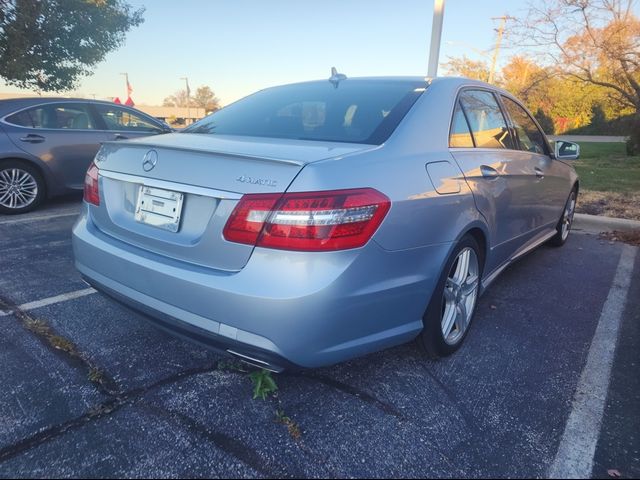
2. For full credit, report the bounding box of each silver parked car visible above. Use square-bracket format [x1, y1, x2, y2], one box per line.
[72, 75, 579, 370]
[0, 98, 171, 214]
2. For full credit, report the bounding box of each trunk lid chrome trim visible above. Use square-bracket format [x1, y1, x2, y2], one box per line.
[99, 169, 243, 200]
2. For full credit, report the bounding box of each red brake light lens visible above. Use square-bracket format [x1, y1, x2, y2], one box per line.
[83, 162, 100, 206]
[223, 188, 391, 251]
[222, 193, 281, 246]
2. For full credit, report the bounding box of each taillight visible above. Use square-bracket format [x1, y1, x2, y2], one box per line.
[83, 162, 100, 206]
[223, 188, 390, 251]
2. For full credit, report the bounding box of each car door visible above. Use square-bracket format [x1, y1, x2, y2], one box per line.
[499, 95, 568, 230]
[448, 89, 539, 273]
[90, 103, 166, 143]
[3, 102, 105, 189]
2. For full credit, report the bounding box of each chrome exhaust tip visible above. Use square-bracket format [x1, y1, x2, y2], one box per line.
[226, 350, 283, 373]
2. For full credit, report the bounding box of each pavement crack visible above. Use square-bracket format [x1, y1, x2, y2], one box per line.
[138, 401, 302, 478]
[0, 396, 126, 464]
[0, 364, 219, 464]
[421, 366, 477, 430]
[0, 294, 120, 397]
[289, 372, 406, 420]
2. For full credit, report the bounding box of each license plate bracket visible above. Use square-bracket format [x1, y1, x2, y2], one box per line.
[134, 185, 184, 233]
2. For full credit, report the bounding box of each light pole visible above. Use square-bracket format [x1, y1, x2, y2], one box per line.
[180, 77, 190, 124]
[119, 72, 129, 99]
[427, 0, 446, 78]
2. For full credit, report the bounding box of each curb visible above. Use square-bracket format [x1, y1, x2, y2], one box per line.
[548, 135, 627, 143]
[573, 213, 640, 233]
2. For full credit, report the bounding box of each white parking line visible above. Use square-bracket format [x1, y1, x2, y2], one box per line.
[549, 244, 638, 479]
[0, 210, 79, 226]
[0, 288, 96, 317]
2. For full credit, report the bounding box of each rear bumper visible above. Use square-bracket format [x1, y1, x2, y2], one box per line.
[81, 273, 297, 372]
[72, 207, 452, 368]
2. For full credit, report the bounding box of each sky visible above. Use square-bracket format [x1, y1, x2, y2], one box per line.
[0, 0, 559, 106]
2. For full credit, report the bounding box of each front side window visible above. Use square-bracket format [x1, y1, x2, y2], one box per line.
[5, 103, 95, 130]
[94, 104, 162, 133]
[459, 90, 513, 149]
[501, 96, 547, 155]
[185, 80, 427, 145]
[449, 100, 474, 148]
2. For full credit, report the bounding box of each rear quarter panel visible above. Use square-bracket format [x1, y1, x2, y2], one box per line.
[287, 82, 487, 253]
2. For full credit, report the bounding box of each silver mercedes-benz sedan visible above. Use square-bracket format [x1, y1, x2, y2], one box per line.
[72, 75, 579, 371]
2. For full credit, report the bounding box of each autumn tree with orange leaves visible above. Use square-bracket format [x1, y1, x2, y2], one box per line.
[514, 0, 640, 150]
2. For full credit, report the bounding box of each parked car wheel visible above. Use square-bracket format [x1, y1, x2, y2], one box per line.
[419, 234, 483, 358]
[549, 188, 577, 247]
[0, 160, 45, 214]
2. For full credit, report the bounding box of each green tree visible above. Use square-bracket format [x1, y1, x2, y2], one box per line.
[0, 0, 144, 92]
[589, 104, 607, 132]
[534, 108, 555, 135]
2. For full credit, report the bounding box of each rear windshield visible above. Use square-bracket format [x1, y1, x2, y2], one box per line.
[184, 80, 427, 145]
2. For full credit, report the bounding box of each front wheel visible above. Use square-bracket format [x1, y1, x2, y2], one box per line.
[548, 188, 577, 247]
[0, 161, 46, 215]
[418, 234, 483, 358]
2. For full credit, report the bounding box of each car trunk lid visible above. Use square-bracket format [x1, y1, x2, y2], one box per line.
[90, 133, 374, 271]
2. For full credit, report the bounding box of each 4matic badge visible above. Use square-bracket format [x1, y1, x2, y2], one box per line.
[236, 175, 278, 188]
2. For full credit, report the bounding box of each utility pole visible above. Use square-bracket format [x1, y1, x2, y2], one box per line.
[180, 76, 190, 124]
[427, 0, 446, 78]
[488, 16, 510, 84]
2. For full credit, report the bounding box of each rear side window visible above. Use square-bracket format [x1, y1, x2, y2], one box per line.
[94, 104, 162, 133]
[185, 80, 427, 145]
[449, 101, 474, 148]
[5, 103, 95, 130]
[501, 96, 547, 155]
[459, 90, 513, 149]
[5, 110, 33, 127]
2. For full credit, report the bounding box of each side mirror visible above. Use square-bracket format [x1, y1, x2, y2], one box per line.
[555, 140, 580, 160]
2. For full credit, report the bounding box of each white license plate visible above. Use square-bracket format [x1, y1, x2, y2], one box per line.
[134, 186, 184, 232]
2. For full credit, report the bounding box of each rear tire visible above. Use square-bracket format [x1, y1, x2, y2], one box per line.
[0, 160, 46, 215]
[418, 234, 483, 358]
[549, 187, 577, 247]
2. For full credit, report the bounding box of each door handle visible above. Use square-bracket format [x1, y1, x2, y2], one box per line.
[534, 167, 545, 179]
[480, 165, 499, 179]
[114, 134, 128, 140]
[19, 134, 45, 143]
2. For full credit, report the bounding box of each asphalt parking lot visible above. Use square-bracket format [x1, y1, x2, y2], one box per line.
[0, 195, 638, 478]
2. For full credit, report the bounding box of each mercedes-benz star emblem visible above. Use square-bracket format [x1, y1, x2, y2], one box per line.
[142, 150, 158, 172]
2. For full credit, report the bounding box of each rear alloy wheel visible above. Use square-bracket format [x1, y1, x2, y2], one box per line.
[418, 235, 482, 358]
[0, 162, 45, 214]
[549, 188, 577, 247]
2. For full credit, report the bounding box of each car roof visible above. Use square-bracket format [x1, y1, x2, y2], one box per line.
[254, 75, 513, 99]
[0, 97, 144, 117]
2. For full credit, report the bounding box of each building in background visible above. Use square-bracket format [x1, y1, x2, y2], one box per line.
[135, 105, 206, 126]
